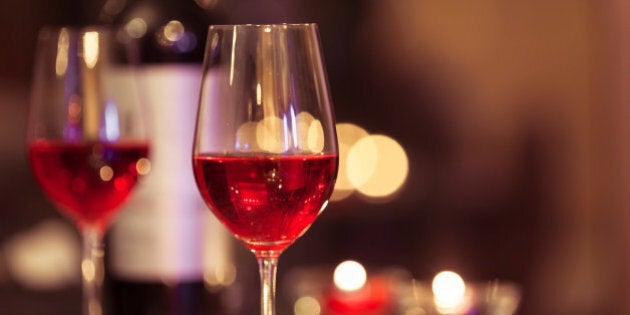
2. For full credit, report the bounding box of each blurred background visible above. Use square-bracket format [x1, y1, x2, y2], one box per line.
[2, 0, 630, 314]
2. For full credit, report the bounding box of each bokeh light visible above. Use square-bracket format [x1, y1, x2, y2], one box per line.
[330, 123, 369, 201]
[163, 20, 185, 42]
[55, 28, 69, 77]
[329, 122, 409, 202]
[203, 263, 236, 290]
[81, 259, 96, 282]
[203, 215, 236, 292]
[82, 31, 100, 69]
[256, 116, 284, 153]
[124, 18, 147, 39]
[333, 260, 367, 292]
[4, 219, 80, 290]
[99, 165, 114, 181]
[294, 295, 321, 315]
[135, 157, 151, 175]
[347, 134, 409, 200]
[235, 112, 327, 154]
[236, 121, 259, 151]
[432, 271, 467, 311]
[306, 119, 325, 153]
[295, 112, 315, 151]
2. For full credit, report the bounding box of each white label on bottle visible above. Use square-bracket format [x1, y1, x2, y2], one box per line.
[109, 64, 212, 281]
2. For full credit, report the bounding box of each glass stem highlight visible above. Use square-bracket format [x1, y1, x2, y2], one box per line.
[257, 257, 278, 315]
[81, 227, 104, 315]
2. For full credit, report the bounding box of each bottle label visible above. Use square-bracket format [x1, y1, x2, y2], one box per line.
[109, 64, 208, 281]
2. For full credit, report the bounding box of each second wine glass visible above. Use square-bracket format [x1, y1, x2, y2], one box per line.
[27, 26, 150, 315]
[192, 24, 338, 314]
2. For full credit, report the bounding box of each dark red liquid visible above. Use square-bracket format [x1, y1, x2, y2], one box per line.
[193, 154, 338, 255]
[28, 140, 149, 231]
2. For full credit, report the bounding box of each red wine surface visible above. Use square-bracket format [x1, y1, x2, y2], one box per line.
[193, 154, 337, 254]
[28, 140, 149, 230]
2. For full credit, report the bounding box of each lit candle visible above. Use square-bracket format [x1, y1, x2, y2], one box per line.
[325, 260, 391, 314]
[432, 270, 472, 314]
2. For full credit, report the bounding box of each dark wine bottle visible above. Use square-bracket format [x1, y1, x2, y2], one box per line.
[89, 1, 236, 314]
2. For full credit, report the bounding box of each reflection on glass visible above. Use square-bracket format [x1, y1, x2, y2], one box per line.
[55, 29, 70, 77]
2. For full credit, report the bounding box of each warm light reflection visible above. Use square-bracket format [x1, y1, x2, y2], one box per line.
[99, 165, 114, 181]
[124, 18, 147, 39]
[330, 190, 354, 202]
[346, 135, 376, 189]
[328, 123, 409, 202]
[203, 263, 237, 289]
[292, 112, 324, 153]
[256, 116, 285, 153]
[432, 271, 466, 312]
[203, 215, 235, 293]
[347, 134, 408, 199]
[318, 200, 329, 215]
[256, 83, 262, 105]
[307, 119, 325, 153]
[136, 158, 151, 175]
[236, 121, 259, 151]
[82, 259, 96, 282]
[295, 112, 314, 151]
[55, 28, 70, 77]
[164, 20, 185, 42]
[235, 113, 326, 154]
[330, 123, 369, 201]
[294, 296, 321, 315]
[334, 260, 367, 292]
[83, 31, 100, 69]
[4, 219, 80, 289]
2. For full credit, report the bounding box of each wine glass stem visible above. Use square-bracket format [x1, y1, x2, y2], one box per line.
[257, 257, 278, 315]
[81, 227, 104, 315]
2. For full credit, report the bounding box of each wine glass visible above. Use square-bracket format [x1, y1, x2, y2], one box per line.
[192, 24, 338, 314]
[26, 26, 150, 315]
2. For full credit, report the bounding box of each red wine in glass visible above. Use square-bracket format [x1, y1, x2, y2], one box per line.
[27, 26, 150, 315]
[194, 24, 338, 314]
[193, 154, 337, 253]
[28, 140, 150, 232]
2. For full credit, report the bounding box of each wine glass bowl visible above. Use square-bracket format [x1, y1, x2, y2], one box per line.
[192, 24, 338, 314]
[26, 26, 150, 315]
[192, 149, 338, 256]
[28, 141, 149, 232]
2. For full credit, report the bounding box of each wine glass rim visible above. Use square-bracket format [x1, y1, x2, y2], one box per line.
[209, 23, 318, 30]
